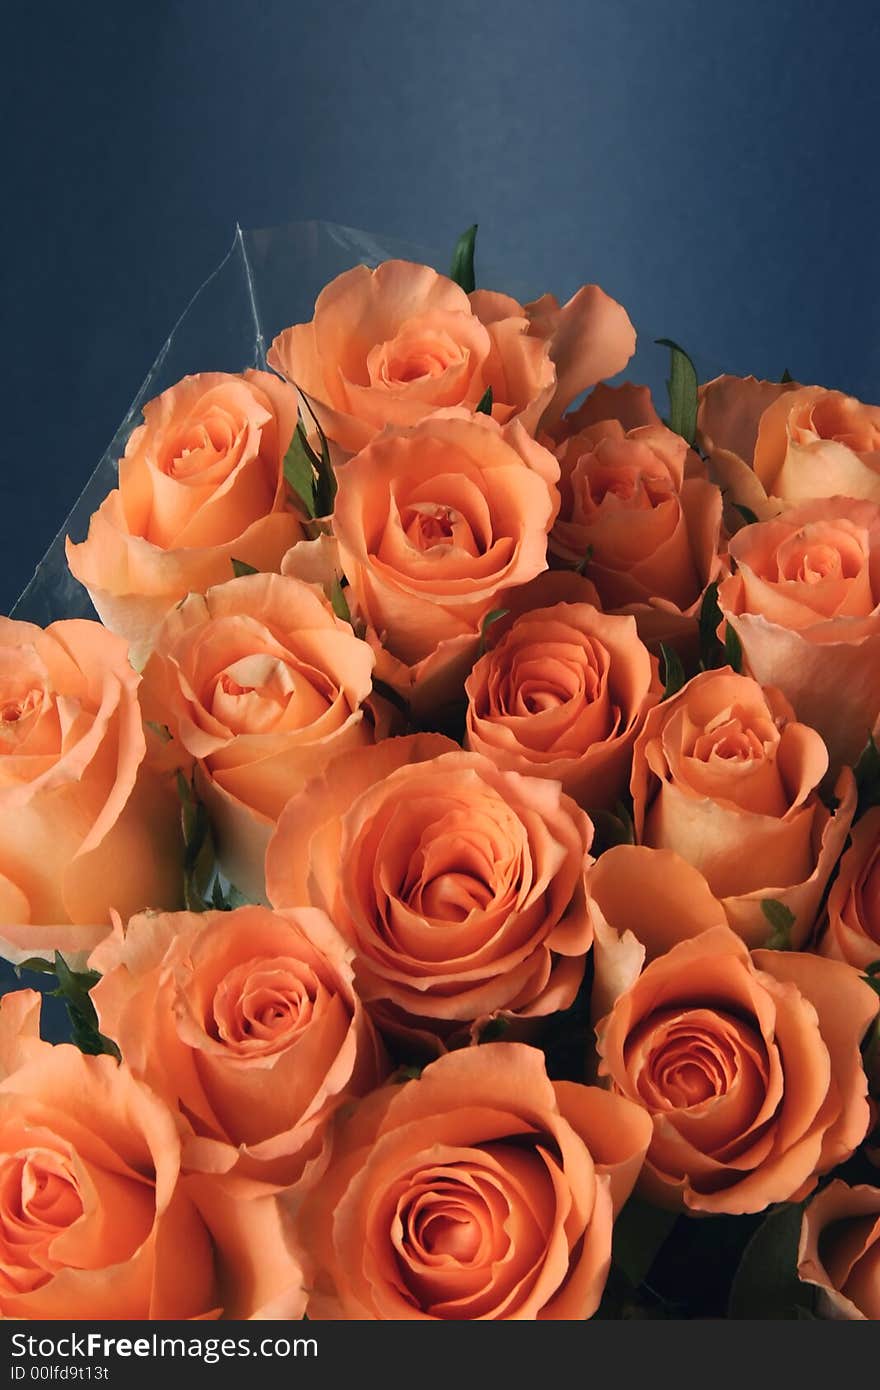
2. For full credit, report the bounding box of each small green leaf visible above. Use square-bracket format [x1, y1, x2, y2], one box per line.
[734, 503, 759, 526]
[298, 397, 338, 517]
[612, 1198, 679, 1290]
[728, 1202, 812, 1319]
[145, 720, 172, 743]
[479, 1015, 511, 1043]
[854, 733, 880, 817]
[724, 622, 743, 673]
[655, 338, 698, 445]
[476, 385, 493, 415]
[450, 224, 478, 294]
[761, 898, 796, 950]
[52, 952, 120, 1060]
[576, 544, 594, 576]
[478, 608, 509, 657]
[697, 581, 725, 670]
[231, 558, 259, 578]
[176, 773, 215, 913]
[391, 1065, 423, 1084]
[282, 424, 318, 518]
[330, 579, 352, 624]
[13, 955, 57, 977]
[780, 368, 795, 384]
[659, 642, 686, 700]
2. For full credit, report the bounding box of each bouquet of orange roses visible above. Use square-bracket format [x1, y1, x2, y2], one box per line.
[2, 222, 880, 1322]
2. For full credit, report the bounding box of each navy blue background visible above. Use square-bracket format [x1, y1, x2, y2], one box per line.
[2, 0, 879, 615]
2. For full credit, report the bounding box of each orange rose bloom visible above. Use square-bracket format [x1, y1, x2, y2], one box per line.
[332, 411, 560, 706]
[718, 497, 880, 770]
[140, 572, 376, 900]
[0, 990, 305, 1319]
[818, 808, 880, 969]
[66, 371, 305, 667]
[798, 1181, 880, 1319]
[596, 927, 878, 1214]
[0, 617, 181, 965]
[464, 601, 659, 810]
[267, 258, 636, 457]
[266, 735, 594, 1048]
[630, 667, 854, 947]
[549, 417, 724, 649]
[698, 376, 880, 520]
[91, 905, 387, 1189]
[292, 1043, 652, 1319]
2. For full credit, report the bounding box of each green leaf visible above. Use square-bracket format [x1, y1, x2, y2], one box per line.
[209, 877, 253, 912]
[231, 558, 259, 578]
[330, 578, 352, 624]
[728, 1202, 812, 1319]
[450, 224, 478, 294]
[659, 642, 686, 700]
[854, 733, 880, 817]
[697, 581, 725, 670]
[176, 773, 215, 913]
[724, 622, 743, 673]
[476, 385, 493, 415]
[13, 955, 57, 977]
[298, 397, 338, 517]
[780, 368, 795, 384]
[145, 720, 172, 743]
[761, 898, 796, 950]
[734, 503, 759, 527]
[391, 1065, 423, 1084]
[479, 1015, 511, 1043]
[612, 1198, 679, 1290]
[478, 608, 510, 657]
[53, 952, 120, 1060]
[282, 424, 318, 517]
[655, 338, 698, 445]
[575, 543, 594, 576]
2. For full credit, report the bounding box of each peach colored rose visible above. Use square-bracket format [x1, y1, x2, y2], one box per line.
[464, 600, 659, 810]
[548, 416, 724, 652]
[698, 376, 880, 520]
[630, 667, 855, 947]
[331, 411, 560, 708]
[596, 926, 878, 1214]
[551, 381, 708, 482]
[818, 808, 880, 968]
[90, 904, 387, 1190]
[292, 1042, 652, 1319]
[0, 990, 305, 1319]
[0, 617, 181, 966]
[266, 735, 594, 1049]
[717, 497, 880, 771]
[267, 258, 636, 458]
[66, 371, 305, 668]
[140, 572, 376, 900]
[798, 1181, 880, 1319]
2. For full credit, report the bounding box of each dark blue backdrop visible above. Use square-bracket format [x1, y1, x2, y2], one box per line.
[3, 0, 879, 613]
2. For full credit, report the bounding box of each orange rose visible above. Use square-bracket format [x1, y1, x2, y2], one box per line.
[698, 376, 880, 520]
[818, 808, 880, 968]
[549, 417, 724, 650]
[718, 497, 880, 770]
[630, 667, 854, 947]
[267, 258, 636, 457]
[596, 926, 878, 1213]
[798, 1181, 880, 1319]
[292, 1043, 652, 1319]
[0, 990, 305, 1319]
[464, 600, 659, 810]
[266, 735, 594, 1048]
[66, 371, 305, 667]
[90, 904, 387, 1189]
[551, 381, 707, 482]
[331, 411, 560, 707]
[0, 617, 181, 965]
[140, 572, 376, 900]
